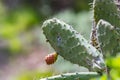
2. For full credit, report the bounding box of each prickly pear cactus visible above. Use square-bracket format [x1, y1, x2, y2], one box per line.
[96, 20, 120, 57]
[91, 0, 120, 58]
[40, 72, 99, 80]
[93, 0, 120, 27]
[41, 0, 120, 80]
[42, 18, 105, 72]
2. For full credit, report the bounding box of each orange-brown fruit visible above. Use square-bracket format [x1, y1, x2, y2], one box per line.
[45, 52, 58, 65]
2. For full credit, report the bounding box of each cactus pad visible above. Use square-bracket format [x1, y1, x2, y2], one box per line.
[42, 18, 105, 72]
[93, 0, 120, 27]
[96, 19, 120, 57]
[40, 72, 99, 80]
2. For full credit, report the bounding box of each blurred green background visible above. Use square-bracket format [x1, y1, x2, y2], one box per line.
[0, 0, 94, 80]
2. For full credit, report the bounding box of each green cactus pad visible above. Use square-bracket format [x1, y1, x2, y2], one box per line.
[42, 18, 105, 72]
[40, 72, 99, 80]
[96, 19, 120, 57]
[93, 0, 120, 27]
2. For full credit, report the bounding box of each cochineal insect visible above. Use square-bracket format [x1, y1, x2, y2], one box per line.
[45, 52, 58, 65]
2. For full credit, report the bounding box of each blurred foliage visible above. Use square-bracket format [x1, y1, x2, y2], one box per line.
[0, 2, 40, 53]
[0, 8, 39, 38]
[0, 0, 93, 53]
[0, 0, 92, 54]
[15, 70, 53, 80]
[73, 0, 92, 12]
[106, 55, 120, 80]
[0, 10, 38, 53]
